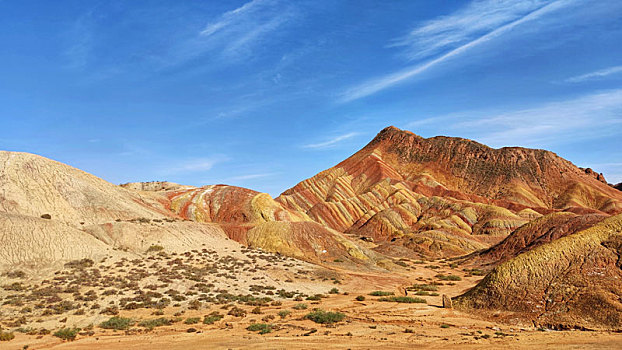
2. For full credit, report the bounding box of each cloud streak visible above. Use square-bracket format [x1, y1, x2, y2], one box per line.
[391, 0, 550, 60]
[192, 0, 296, 60]
[413, 89, 622, 148]
[226, 172, 276, 181]
[200, 0, 266, 37]
[339, 0, 573, 102]
[566, 65, 622, 82]
[302, 132, 359, 149]
[161, 156, 229, 175]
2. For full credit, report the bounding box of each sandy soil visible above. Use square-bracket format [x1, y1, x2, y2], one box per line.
[3, 257, 621, 349]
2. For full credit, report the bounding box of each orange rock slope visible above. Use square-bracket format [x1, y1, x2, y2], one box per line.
[142, 184, 378, 264]
[276, 126, 622, 258]
[2, 126, 620, 266]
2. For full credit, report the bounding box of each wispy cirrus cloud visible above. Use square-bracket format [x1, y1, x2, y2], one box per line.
[64, 10, 97, 70]
[391, 0, 551, 60]
[411, 89, 622, 148]
[566, 65, 622, 82]
[191, 0, 297, 60]
[160, 156, 229, 176]
[339, 0, 574, 102]
[225, 172, 277, 181]
[302, 132, 359, 150]
[200, 0, 265, 37]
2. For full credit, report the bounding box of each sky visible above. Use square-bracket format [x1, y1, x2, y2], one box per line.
[1, 0, 622, 196]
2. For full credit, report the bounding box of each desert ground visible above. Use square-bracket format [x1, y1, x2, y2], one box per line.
[2, 246, 621, 349]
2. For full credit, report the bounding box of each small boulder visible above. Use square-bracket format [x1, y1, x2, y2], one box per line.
[442, 294, 453, 309]
[41, 214, 52, 220]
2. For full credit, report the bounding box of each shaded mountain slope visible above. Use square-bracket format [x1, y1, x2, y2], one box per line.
[471, 212, 608, 266]
[454, 214, 622, 330]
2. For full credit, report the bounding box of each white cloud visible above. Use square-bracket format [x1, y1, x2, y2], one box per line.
[161, 156, 229, 175]
[303, 132, 359, 149]
[566, 65, 622, 83]
[200, 0, 266, 37]
[339, 0, 573, 102]
[64, 10, 96, 70]
[391, 0, 550, 60]
[420, 89, 622, 148]
[226, 173, 276, 181]
[193, 0, 296, 60]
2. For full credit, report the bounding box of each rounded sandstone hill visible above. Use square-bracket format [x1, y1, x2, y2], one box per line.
[0, 151, 172, 224]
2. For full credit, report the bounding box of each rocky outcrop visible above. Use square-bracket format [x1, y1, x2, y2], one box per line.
[472, 212, 607, 265]
[120, 181, 191, 192]
[455, 214, 622, 330]
[581, 167, 607, 184]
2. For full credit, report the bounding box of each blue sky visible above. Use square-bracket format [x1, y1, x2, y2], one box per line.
[1, 0, 621, 196]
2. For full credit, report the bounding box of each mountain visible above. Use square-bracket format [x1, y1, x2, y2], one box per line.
[0, 151, 170, 224]
[0, 152, 233, 267]
[131, 184, 377, 263]
[455, 213, 622, 330]
[1, 126, 619, 267]
[276, 126, 622, 258]
[470, 211, 607, 266]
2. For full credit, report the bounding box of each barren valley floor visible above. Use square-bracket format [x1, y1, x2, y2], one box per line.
[3, 248, 621, 349]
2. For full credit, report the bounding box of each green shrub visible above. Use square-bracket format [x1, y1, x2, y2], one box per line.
[328, 288, 339, 294]
[411, 284, 438, 291]
[100, 316, 134, 330]
[304, 309, 346, 324]
[138, 318, 171, 330]
[464, 268, 486, 276]
[247, 323, 273, 334]
[184, 317, 200, 325]
[306, 294, 322, 301]
[435, 274, 461, 281]
[53, 327, 80, 341]
[4, 270, 26, 279]
[293, 303, 308, 310]
[369, 291, 394, 296]
[228, 306, 246, 317]
[146, 245, 164, 253]
[278, 310, 291, 318]
[378, 296, 426, 304]
[64, 258, 94, 269]
[395, 260, 409, 267]
[203, 312, 223, 324]
[0, 331, 14, 341]
[440, 324, 450, 328]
